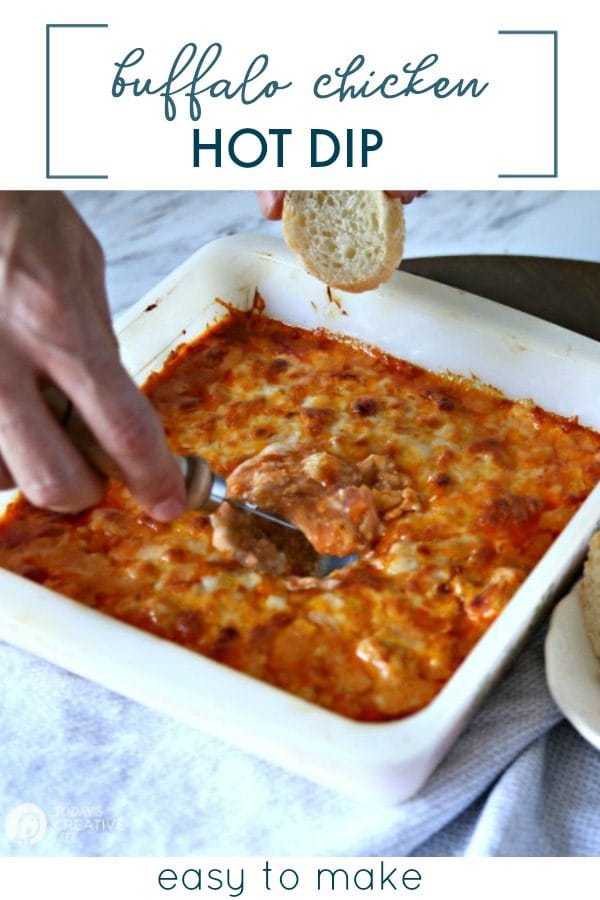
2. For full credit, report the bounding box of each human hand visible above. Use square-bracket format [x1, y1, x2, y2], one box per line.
[0, 191, 185, 520]
[257, 190, 425, 220]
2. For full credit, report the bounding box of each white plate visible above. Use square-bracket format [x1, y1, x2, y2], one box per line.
[545, 583, 600, 751]
[2, 234, 600, 802]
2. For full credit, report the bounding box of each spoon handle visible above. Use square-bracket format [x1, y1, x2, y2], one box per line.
[43, 386, 300, 524]
[43, 386, 221, 512]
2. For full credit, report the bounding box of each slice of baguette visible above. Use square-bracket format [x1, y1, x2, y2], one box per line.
[282, 190, 405, 293]
[581, 531, 600, 658]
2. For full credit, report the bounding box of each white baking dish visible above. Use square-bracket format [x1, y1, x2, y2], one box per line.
[1, 234, 599, 803]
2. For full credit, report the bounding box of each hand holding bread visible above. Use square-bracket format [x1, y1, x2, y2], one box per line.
[283, 191, 404, 293]
[257, 189, 424, 293]
[282, 190, 406, 293]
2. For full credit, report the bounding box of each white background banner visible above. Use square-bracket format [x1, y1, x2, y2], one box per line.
[0, 856, 598, 899]
[0, 0, 598, 188]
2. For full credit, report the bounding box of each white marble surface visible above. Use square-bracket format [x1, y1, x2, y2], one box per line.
[68, 190, 600, 316]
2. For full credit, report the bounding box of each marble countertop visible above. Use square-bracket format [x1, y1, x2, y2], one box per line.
[69, 190, 600, 317]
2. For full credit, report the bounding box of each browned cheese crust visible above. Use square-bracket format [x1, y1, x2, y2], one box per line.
[1, 309, 599, 721]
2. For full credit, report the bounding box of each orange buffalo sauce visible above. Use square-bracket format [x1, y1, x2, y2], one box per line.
[1, 310, 599, 721]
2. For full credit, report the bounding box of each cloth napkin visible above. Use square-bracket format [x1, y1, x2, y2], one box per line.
[1, 615, 598, 858]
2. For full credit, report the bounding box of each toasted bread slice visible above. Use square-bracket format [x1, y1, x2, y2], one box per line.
[282, 190, 405, 293]
[581, 531, 600, 658]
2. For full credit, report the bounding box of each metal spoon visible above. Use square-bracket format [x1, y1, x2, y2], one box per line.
[44, 388, 357, 577]
[180, 456, 358, 577]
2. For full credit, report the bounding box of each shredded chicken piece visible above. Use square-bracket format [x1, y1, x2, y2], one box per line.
[357, 453, 410, 490]
[357, 455, 421, 520]
[378, 487, 423, 520]
[300, 451, 361, 487]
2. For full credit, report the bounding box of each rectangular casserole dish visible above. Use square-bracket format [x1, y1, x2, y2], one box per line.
[1, 233, 599, 804]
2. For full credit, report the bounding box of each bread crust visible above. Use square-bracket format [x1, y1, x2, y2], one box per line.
[581, 531, 600, 658]
[282, 190, 405, 293]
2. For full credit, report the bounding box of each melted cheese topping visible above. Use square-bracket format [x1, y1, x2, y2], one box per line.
[1, 311, 599, 721]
